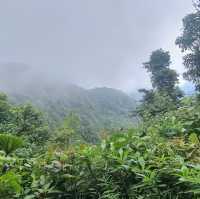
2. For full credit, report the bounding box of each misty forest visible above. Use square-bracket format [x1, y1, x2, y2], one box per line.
[2, 0, 200, 199]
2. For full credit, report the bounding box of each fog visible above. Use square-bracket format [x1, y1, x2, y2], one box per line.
[0, 0, 193, 92]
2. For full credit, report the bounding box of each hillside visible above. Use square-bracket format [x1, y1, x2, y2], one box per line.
[2, 83, 135, 131]
[0, 63, 136, 134]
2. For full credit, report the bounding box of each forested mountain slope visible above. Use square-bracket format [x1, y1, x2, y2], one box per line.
[2, 82, 135, 130]
[0, 63, 136, 130]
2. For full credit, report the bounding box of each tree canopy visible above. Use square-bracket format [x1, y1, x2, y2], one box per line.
[176, 3, 200, 91]
[135, 49, 182, 120]
[143, 49, 179, 96]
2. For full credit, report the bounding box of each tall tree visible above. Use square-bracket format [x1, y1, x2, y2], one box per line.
[176, 2, 200, 91]
[143, 49, 179, 97]
[135, 49, 182, 120]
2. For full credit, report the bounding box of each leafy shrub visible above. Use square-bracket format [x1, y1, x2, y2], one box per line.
[0, 134, 24, 155]
[0, 171, 22, 199]
[18, 130, 199, 199]
[1, 94, 200, 198]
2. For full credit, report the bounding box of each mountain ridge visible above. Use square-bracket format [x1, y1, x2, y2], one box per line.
[2, 83, 135, 131]
[0, 63, 136, 131]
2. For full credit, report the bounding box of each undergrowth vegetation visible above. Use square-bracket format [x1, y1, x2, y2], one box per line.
[0, 95, 200, 198]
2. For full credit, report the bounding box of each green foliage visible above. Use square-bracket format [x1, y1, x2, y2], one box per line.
[176, 3, 200, 91]
[10, 86, 135, 133]
[3, 95, 198, 198]
[0, 171, 22, 198]
[143, 49, 179, 96]
[53, 112, 82, 149]
[0, 93, 200, 198]
[0, 93, 10, 123]
[17, 129, 200, 198]
[135, 49, 182, 121]
[53, 112, 100, 147]
[140, 96, 200, 138]
[0, 94, 50, 146]
[135, 91, 177, 121]
[11, 104, 50, 144]
[144, 49, 171, 72]
[0, 134, 24, 155]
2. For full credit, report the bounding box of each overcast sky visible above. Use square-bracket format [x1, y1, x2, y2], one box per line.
[0, 0, 194, 92]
